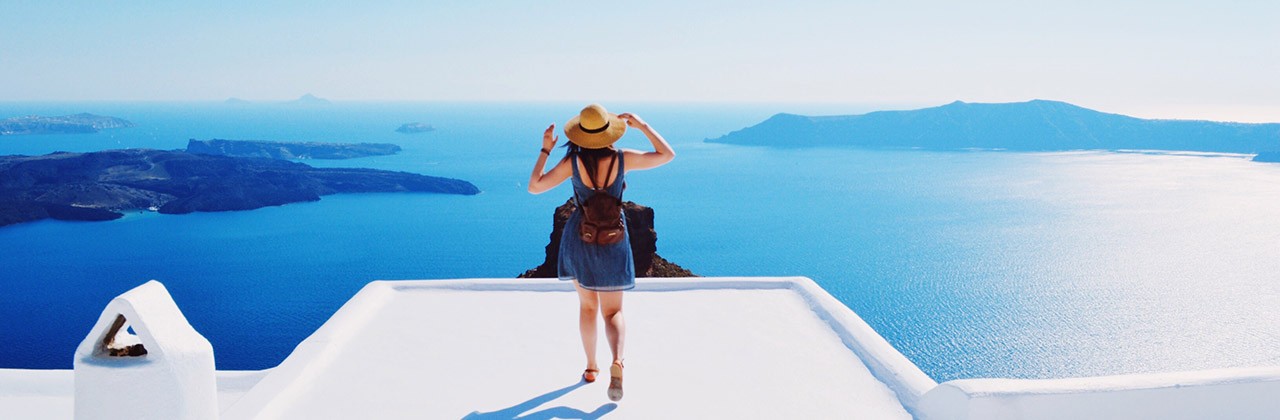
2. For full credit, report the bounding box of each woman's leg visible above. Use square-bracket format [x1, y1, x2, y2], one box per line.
[574, 282, 600, 371]
[598, 291, 625, 364]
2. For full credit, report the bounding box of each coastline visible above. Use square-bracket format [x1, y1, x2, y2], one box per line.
[1, 103, 1278, 382]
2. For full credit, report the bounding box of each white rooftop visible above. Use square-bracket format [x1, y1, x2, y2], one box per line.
[0, 369, 267, 419]
[224, 278, 912, 419]
[5, 277, 1279, 419]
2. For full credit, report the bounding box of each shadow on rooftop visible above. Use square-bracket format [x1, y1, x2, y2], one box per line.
[461, 380, 618, 420]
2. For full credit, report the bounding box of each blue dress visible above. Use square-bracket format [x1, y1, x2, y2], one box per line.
[558, 152, 635, 291]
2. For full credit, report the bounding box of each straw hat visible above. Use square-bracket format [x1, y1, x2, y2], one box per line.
[564, 103, 626, 149]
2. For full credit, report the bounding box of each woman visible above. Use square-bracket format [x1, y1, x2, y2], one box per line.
[527, 103, 675, 401]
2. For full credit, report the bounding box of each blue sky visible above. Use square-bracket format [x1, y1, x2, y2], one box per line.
[2, 1, 1277, 121]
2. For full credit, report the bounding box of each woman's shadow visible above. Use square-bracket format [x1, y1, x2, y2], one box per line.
[461, 380, 617, 420]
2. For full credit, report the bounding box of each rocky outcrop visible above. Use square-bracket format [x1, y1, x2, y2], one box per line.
[395, 123, 435, 134]
[0, 149, 479, 228]
[518, 200, 695, 278]
[0, 113, 133, 135]
[0, 201, 122, 226]
[187, 139, 401, 160]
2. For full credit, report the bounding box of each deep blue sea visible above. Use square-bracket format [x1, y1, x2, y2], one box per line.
[2, 102, 1278, 382]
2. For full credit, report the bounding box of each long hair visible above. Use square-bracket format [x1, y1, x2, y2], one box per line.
[565, 142, 617, 184]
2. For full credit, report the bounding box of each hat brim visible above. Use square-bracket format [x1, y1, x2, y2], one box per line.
[564, 113, 627, 149]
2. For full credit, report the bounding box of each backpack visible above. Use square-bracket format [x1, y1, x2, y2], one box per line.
[576, 151, 625, 245]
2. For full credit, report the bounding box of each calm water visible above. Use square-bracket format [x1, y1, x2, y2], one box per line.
[2, 102, 1278, 382]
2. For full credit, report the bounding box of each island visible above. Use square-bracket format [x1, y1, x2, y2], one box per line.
[0, 113, 134, 136]
[708, 100, 1280, 153]
[286, 93, 331, 106]
[0, 149, 479, 228]
[395, 123, 435, 134]
[1254, 152, 1280, 162]
[187, 139, 401, 160]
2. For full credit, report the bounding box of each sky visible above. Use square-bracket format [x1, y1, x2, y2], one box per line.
[2, 0, 1278, 121]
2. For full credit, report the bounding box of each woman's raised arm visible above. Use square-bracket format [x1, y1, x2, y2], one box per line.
[528, 124, 572, 194]
[617, 113, 674, 171]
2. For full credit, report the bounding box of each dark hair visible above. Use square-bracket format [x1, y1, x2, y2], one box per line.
[565, 143, 617, 182]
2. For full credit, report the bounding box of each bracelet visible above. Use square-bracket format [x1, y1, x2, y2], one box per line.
[540, 148, 551, 155]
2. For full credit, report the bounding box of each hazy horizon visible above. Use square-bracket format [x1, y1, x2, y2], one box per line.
[3, 1, 1278, 122]
[2, 98, 1276, 125]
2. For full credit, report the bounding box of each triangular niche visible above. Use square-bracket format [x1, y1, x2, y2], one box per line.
[95, 314, 148, 357]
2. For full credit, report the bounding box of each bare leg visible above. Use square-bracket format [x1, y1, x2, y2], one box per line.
[599, 290, 626, 401]
[574, 282, 600, 373]
[598, 291, 625, 364]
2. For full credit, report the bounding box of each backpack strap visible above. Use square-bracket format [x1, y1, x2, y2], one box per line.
[571, 154, 584, 206]
[616, 150, 626, 198]
[574, 151, 623, 206]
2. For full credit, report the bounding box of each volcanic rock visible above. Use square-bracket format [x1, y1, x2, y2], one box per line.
[518, 200, 695, 278]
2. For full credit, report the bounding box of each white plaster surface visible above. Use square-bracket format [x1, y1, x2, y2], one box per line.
[222, 278, 913, 419]
[918, 366, 1280, 420]
[9, 277, 1279, 419]
[73, 280, 218, 420]
[0, 369, 72, 419]
[0, 369, 270, 419]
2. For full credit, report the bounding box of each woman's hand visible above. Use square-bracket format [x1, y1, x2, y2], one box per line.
[618, 113, 675, 171]
[618, 113, 648, 130]
[542, 124, 558, 151]
[530, 123, 572, 194]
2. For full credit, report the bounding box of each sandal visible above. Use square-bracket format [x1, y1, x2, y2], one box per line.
[607, 361, 624, 401]
[582, 367, 599, 383]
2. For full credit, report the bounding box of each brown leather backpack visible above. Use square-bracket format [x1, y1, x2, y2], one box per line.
[577, 151, 625, 245]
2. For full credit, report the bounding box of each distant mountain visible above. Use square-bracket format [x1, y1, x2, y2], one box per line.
[707, 100, 1280, 153]
[287, 93, 331, 105]
[0, 113, 134, 136]
[0, 149, 479, 228]
[187, 139, 401, 159]
[224, 97, 251, 105]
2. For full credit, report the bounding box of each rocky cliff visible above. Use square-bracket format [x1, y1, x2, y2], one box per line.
[0, 149, 479, 228]
[187, 139, 401, 160]
[0, 113, 134, 135]
[519, 200, 695, 278]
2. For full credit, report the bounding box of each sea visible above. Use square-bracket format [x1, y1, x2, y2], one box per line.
[1, 101, 1278, 383]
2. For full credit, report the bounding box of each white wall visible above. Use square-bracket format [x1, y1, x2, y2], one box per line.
[776, 277, 1280, 420]
[784, 277, 938, 414]
[917, 366, 1280, 420]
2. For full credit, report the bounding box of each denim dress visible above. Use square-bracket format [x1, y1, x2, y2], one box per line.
[557, 152, 635, 291]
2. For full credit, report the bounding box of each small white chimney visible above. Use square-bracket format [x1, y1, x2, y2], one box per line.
[73, 280, 217, 420]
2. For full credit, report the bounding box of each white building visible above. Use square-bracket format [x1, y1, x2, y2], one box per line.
[2, 277, 1279, 419]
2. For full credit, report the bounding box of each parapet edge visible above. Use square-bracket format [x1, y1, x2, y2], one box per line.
[221, 280, 396, 419]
